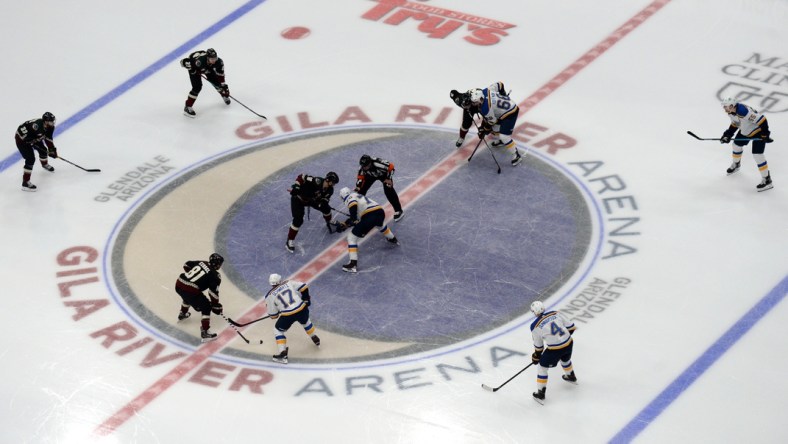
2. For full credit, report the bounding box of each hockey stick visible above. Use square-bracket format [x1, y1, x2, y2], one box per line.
[220, 314, 252, 343]
[201, 75, 267, 120]
[228, 94, 267, 120]
[226, 314, 270, 327]
[471, 119, 501, 174]
[686, 131, 756, 142]
[481, 362, 534, 392]
[466, 137, 485, 163]
[481, 137, 502, 174]
[329, 204, 351, 217]
[58, 156, 101, 172]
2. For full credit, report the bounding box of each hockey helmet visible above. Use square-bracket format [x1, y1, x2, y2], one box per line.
[206, 48, 218, 59]
[325, 171, 339, 185]
[339, 187, 351, 201]
[359, 154, 373, 168]
[208, 253, 224, 269]
[269, 273, 282, 286]
[42, 112, 56, 123]
[467, 88, 484, 106]
[450, 89, 463, 107]
[530, 300, 545, 316]
[721, 97, 738, 111]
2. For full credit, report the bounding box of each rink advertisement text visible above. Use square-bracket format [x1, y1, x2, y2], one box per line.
[94, 155, 175, 203]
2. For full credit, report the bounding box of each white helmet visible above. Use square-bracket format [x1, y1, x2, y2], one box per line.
[721, 97, 737, 108]
[530, 300, 545, 316]
[339, 187, 351, 201]
[269, 273, 282, 286]
[467, 88, 483, 105]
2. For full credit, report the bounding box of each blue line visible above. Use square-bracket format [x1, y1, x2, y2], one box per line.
[0, 0, 265, 173]
[611, 274, 788, 443]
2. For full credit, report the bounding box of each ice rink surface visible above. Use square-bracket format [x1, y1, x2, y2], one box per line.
[1, 1, 787, 443]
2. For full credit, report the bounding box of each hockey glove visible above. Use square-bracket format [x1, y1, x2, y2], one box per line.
[720, 129, 735, 144]
[220, 83, 230, 98]
[531, 351, 542, 365]
[303, 296, 311, 307]
[180, 58, 192, 69]
[760, 132, 773, 143]
[47, 148, 58, 159]
[211, 302, 223, 316]
[289, 184, 301, 196]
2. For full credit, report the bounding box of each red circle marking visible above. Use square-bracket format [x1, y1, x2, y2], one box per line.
[281, 27, 310, 40]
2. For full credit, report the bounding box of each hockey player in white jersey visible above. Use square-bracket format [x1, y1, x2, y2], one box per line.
[720, 97, 774, 191]
[334, 187, 399, 273]
[529, 301, 577, 405]
[451, 82, 525, 166]
[265, 273, 320, 364]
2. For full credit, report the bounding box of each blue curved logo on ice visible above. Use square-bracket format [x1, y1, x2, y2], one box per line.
[106, 124, 603, 368]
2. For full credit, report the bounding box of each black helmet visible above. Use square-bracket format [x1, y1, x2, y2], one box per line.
[359, 154, 372, 167]
[208, 253, 224, 269]
[206, 48, 217, 59]
[42, 112, 56, 123]
[325, 171, 339, 184]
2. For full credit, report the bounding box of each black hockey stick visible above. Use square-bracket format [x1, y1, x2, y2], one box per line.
[686, 131, 756, 142]
[467, 137, 485, 163]
[471, 119, 501, 174]
[202, 75, 267, 120]
[481, 362, 534, 392]
[481, 137, 502, 174]
[226, 314, 270, 327]
[221, 314, 252, 343]
[58, 156, 101, 172]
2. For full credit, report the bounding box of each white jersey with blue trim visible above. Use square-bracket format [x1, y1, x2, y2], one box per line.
[728, 103, 766, 137]
[530, 310, 575, 350]
[479, 82, 519, 126]
[343, 191, 382, 217]
[265, 280, 309, 317]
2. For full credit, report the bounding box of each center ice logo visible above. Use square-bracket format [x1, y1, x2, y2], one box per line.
[108, 125, 599, 366]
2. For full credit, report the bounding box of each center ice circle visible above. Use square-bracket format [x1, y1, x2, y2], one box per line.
[219, 127, 594, 347]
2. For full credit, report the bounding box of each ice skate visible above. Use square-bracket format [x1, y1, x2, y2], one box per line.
[342, 260, 358, 273]
[21, 181, 37, 192]
[756, 173, 773, 192]
[272, 348, 289, 364]
[200, 329, 218, 343]
[285, 240, 295, 253]
[532, 387, 546, 405]
[387, 236, 400, 245]
[183, 106, 196, 118]
[726, 161, 740, 175]
[562, 371, 578, 385]
[393, 210, 404, 222]
[511, 150, 523, 166]
[311, 335, 321, 347]
[177, 311, 191, 321]
[41, 163, 55, 172]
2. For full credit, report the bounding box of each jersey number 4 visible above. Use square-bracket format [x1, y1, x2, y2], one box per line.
[550, 322, 564, 336]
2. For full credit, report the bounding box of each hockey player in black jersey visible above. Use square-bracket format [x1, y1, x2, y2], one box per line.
[286, 171, 339, 253]
[174, 253, 225, 342]
[15, 112, 58, 191]
[355, 154, 404, 222]
[179, 48, 230, 117]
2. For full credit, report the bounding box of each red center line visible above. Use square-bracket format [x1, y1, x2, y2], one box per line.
[93, 0, 671, 436]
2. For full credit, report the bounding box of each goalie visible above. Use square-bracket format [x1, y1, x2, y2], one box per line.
[334, 187, 399, 273]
